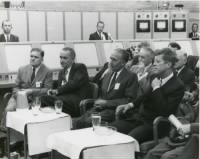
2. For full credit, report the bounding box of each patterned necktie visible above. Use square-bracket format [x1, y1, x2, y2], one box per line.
[31, 67, 36, 82]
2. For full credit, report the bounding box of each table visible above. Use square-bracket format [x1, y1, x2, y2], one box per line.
[47, 128, 140, 159]
[6, 109, 72, 159]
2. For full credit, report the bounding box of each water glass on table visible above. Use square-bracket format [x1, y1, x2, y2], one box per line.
[55, 100, 63, 114]
[32, 96, 41, 115]
[91, 112, 101, 131]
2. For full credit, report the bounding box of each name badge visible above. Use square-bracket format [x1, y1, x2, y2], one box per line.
[114, 83, 120, 90]
[36, 81, 42, 88]
[61, 80, 66, 86]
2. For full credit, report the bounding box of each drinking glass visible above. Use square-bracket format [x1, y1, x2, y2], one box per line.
[91, 113, 101, 131]
[32, 96, 41, 115]
[55, 100, 63, 114]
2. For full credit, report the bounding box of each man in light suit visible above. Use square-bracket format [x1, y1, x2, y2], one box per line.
[89, 21, 110, 40]
[74, 48, 139, 128]
[111, 48, 185, 144]
[0, 20, 19, 42]
[5, 48, 52, 112]
[41, 47, 91, 117]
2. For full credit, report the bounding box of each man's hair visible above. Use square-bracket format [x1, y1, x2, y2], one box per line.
[97, 21, 104, 26]
[192, 23, 198, 28]
[168, 42, 181, 50]
[137, 41, 151, 49]
[31, 48, 44, 58]
[156, 48, 178, 67]
[141, 47, 155, 59]
[62, 47, 76, 60]
[2, 19, 11, 27]
[115, 48, 129, 63]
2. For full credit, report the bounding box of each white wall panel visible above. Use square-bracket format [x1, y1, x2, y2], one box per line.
[118, 12, 134, 39]
[29, 11, 45, 41]
[0, 10, 8, 35]
[65, 12, 81, 40]
[47, 12, 64, 41]
[10, 11, 27, 41]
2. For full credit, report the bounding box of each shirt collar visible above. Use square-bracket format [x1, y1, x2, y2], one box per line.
[32, 64, 41, 75]
[177, 66, 185, 75]
[161, 72, 174, 86]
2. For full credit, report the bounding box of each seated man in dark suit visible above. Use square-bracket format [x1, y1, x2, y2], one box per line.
[89, 21, 111, 40]
[5, 48, 52, 112]
[41, 47, 91, 117]
[174, 50, 195, 90]
[74, 48, 139, 128]
[0, 20, 19, 42]
[188, 23, 199, 40]
[111, 48, 185, 144]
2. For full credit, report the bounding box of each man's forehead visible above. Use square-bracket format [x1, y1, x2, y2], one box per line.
[111, 51, 121, 59]
[31, 51, 41, 57]
[60, 50, 71, 56]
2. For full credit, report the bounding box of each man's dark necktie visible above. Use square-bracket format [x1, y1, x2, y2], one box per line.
[107, 72, 117, 92]
[31, 67, 36, 82]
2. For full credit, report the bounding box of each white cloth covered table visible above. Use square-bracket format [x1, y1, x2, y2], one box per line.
[47, 128, 140, 159]
[6, 109, 71, 156]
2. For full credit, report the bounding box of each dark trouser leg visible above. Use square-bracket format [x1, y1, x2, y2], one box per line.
[41, 95, 57, 107]
[128, 123, 153, 144]
[144, 138, 172, 159]
[109, 120, 139, 134]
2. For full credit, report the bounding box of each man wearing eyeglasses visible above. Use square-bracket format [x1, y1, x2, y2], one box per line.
[5, 48, 52, 112]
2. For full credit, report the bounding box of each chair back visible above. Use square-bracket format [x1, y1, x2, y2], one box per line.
[89, 82, 98, 99]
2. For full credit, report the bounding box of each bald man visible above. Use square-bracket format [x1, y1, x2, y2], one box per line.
[174, 50, 195, 90]
[0, 19, 19, 42]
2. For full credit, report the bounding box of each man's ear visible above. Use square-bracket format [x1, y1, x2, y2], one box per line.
[167, 62, 172, 68]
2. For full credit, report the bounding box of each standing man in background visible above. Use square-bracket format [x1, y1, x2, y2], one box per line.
[0, 20, 19, 42]
[89, 21, 112, 40]
[189, 23, 199, 40]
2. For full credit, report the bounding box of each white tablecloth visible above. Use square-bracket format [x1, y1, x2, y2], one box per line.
[6, 109, 69, 134]
[6, 109, 72, 155]
[47, 128, 140, 159]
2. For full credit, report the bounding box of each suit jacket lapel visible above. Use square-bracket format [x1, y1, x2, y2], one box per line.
[68, 63, 75, 81]
[33, 64, 44, 83]
[107, 68, 126, 93]
[0, 34, 6, 42]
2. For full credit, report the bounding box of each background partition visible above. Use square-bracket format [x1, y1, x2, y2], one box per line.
[41, 43, 64, 69]
[10, 10, 27, 41]
[0, 9, 199, 41]
[47, 12, 64, 41]
[28, 11, 46, 41]
[118, 12, 134, 39]
[0, 10, 8, 27]
[65, 12, 81, 40]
